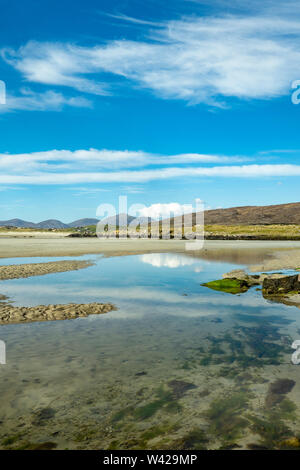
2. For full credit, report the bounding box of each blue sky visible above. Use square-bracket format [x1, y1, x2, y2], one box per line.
[1, 0, 300, 222]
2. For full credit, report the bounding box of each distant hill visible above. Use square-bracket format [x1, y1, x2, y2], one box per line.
[2, 203, 300, 229]
[98, 214, 153, 227]
[68, 218, 100, 228]
[35, 219, 70, 229]
[0, 218, 69, 229]
[0, 218, 37, 228]
[99, 213, 137, 227]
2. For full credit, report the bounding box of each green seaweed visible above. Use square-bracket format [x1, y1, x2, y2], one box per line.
[278, 399, 297, 420]
[134, 387, 182, 420]
[1, 435, 57, 450]
[111, 406, 134, 423]
[248, 413, 292, 449]
[206, 392, 251, 441]
[195, 320, 287, 376]
[172, 428, 208, 450]
[16, 441, 57, 450]
[1, 434, 22, 446]
[141, 423, 177, 442]
[74, 427, 98, 442]
[202, 279, 249, 294]
[134, 400, 165, 420]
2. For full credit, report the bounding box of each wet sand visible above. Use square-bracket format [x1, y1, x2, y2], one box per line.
[0, 260, 94, 280]
[251, 248, 300, 272]
[0, 301, 116, 325]
[0, 237, 187, 258]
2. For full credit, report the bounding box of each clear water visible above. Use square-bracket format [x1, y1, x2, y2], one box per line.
[0, 252, 300, 450]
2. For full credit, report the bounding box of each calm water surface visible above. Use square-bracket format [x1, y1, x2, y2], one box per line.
[0, 252, 300, 450]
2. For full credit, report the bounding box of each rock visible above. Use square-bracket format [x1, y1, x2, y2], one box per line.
[222, 269, 260, 286]
[263, 274, 300, 296]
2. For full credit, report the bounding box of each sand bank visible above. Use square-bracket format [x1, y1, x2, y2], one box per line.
[250, 248, 300, 272]
[0, 260, 94, 280]
[0, 301, 116, 324]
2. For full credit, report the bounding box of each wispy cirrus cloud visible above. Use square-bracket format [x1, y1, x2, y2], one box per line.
[0, 148, 246, 173]
[0, 149, 299, 185]
[2, 9, 300, 106]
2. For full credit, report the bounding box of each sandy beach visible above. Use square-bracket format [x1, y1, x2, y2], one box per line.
[0, 236, 300, 270]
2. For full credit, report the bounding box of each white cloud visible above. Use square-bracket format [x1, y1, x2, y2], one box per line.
[138, 202, 195, 219]
[0, 148, 300, 185]
[0, 88, 92, 113]
[0, 163, 300, 184]
[140, 253, 204, 269]
[2, 11, 300, 105]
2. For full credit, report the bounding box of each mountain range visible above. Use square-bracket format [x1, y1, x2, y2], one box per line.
[2, 202, 300, 228]
[0, 214, 151, 229]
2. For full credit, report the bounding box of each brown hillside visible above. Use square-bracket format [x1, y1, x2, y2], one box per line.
[171, 202, 300, 226]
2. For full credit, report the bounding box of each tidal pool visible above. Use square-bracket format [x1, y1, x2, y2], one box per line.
[0, 252, 300, 450]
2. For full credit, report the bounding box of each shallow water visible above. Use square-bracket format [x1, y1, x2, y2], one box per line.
[0, 252, 300, 450]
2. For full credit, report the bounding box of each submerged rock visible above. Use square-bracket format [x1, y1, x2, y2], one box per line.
[32, 407, 56, 426]
[167, 380, 197, 399]
[265, 378, 296, 408]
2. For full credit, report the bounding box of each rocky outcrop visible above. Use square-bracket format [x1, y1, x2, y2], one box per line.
[0, 301, 116, 324]
[204, 269, 300, 307]
[262, 274, 300, 296]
